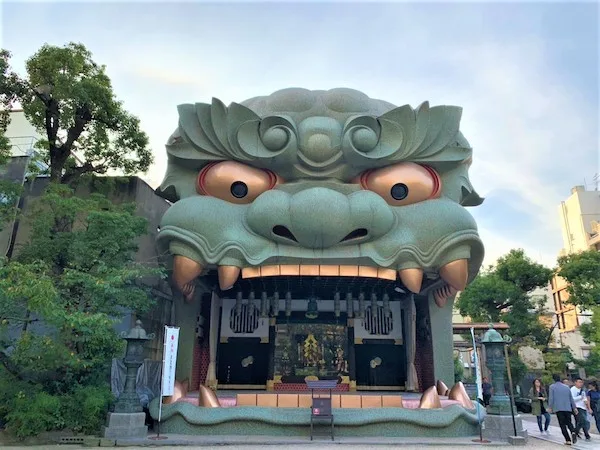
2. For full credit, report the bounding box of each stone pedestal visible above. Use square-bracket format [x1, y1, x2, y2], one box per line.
[102, 412, 148, 439]
[482, 415, 528, 443]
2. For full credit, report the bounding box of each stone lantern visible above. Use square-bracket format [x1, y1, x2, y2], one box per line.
[104, 320, 155, 439]
[481, 324, 514, 415]
[480, 325, 527, 444]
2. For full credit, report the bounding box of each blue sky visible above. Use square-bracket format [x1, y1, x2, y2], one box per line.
[2, 1, 599, 268]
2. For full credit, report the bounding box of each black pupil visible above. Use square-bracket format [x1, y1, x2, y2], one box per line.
[231, 181, 248, 198]
[390, 183, 409, 200]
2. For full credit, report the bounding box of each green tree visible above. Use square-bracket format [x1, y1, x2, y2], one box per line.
[0, 49, 24, 229]
[540, 349, 573, 385]
[557, 249, 600, 310]
[454, 355, 464, 382]
[0, 49, 21, 163]
[10, 42, 152, 184]
[557, 249, 600, 375]
[0, 185, 163, 434]
[456, 249, 553, 347]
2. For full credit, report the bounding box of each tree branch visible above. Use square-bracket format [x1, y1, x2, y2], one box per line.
[60, 161, 106, 184]
[0, 316, 39, 323]
[62, 103, 93, 154]
[91, 115, 119, 129]
[0, 350, 20, 378]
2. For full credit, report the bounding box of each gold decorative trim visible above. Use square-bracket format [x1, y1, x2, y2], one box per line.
[273, 375, 282, 384]
[269, 317, 276, 326]
[217, 384, 266, 390]
[349, 380, 357, 391]
[260, 265, 280, 277]
[354, 338, 363, 345]
[357, 385, 405, 391]
[242, 264, 398, 280]
[340, 376, 350, 384]
[260, 336, 269, 343]
[266, 380, 275, 391]
[394, 339, 403, 345]
[220, 337, 229, 344]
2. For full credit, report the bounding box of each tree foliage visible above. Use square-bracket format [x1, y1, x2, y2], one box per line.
[0, 186, 163, 436]
[456, 249, 553, 347]
[4, 43, 153, 184]
[557, 249, 600, 375]
[0, 50, 24, 230]
[0, 49, 21, 164]
[557, 249, 600, 309]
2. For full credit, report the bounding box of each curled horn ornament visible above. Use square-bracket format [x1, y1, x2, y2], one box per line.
[236, 115, 297, 160]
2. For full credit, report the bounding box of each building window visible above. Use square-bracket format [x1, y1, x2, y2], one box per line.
[559, 314, 566, 330]
[553, 293, 560, 312]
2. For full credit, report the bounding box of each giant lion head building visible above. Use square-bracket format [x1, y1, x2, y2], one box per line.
[152, 88, 485, 436]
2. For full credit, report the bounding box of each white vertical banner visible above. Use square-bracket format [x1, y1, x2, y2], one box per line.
[161, 326, 180, 397]
[470, 327, 484, 404]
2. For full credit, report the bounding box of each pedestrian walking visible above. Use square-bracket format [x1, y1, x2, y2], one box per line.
[571, 377, 591, 441]
[482, 377, 492, 407]
[529, 378, 551, 433]
[587, 381, 600, 433]
[548, 373, 578, 446]
[571, 377, 592, 441]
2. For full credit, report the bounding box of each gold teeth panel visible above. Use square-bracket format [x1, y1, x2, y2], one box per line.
[242, 265, 397, 280]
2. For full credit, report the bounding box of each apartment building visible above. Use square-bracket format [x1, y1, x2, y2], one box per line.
[552, 185, 600, 363]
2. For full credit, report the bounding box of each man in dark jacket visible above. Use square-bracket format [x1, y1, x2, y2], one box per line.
[548, 373, 578, 445]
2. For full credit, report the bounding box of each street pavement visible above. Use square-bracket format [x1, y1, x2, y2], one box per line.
[521, 413, 600, 449]
[521, 413, 600, 435]
[0, 442, 569, 450]
[3, 414, 599, 449]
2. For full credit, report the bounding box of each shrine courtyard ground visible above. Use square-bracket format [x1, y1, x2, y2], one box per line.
[2, 414, 598, 449]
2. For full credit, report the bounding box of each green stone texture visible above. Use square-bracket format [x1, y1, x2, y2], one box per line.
[148, 400, 480, 437]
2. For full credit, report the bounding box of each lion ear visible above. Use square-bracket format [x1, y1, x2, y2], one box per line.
[461, 186, 484, 207]
[156, 160, 200, 202]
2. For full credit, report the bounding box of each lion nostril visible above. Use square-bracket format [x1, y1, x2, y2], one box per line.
[341, 228, 369, 242]
[272, 225, 298, 242]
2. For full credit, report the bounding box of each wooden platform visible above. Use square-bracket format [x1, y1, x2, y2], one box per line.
[180, 390, 462, 409]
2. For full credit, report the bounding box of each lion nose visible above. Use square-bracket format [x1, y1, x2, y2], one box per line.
[246, 187, 393, 249]
[285, 188, 357, 248]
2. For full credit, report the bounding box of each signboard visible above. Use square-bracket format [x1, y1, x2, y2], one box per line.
[161, 326, 180, 396]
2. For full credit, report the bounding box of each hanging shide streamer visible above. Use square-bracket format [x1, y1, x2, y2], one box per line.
[271, 291, 280, 316]
[285, 291, 292, 317]
[383, 293, 390, 318]
[358, 292, 365, 319]
[346, 293, 354, 318]
[334, 292, 340, 317]
[260, 292, 268, 317]
[235, 291, 243, 314]
[371, 293, 378, 317]
[248, 291, 256, 313]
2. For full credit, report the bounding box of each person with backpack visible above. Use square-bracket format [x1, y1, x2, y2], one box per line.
[587, 381, 600, 433]
[571, 377, 592, 441]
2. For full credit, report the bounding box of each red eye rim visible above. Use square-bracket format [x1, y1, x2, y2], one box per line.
[358, 164, 441, 199]
[196, 162, 279, 196]
[422, 165, 441, 198]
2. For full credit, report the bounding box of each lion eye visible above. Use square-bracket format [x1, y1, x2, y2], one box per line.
[197, 161, 279, 204]
[358, 162, 441, 206]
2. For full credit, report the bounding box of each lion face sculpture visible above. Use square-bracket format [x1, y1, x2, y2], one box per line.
[156, 88, 484, 306]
